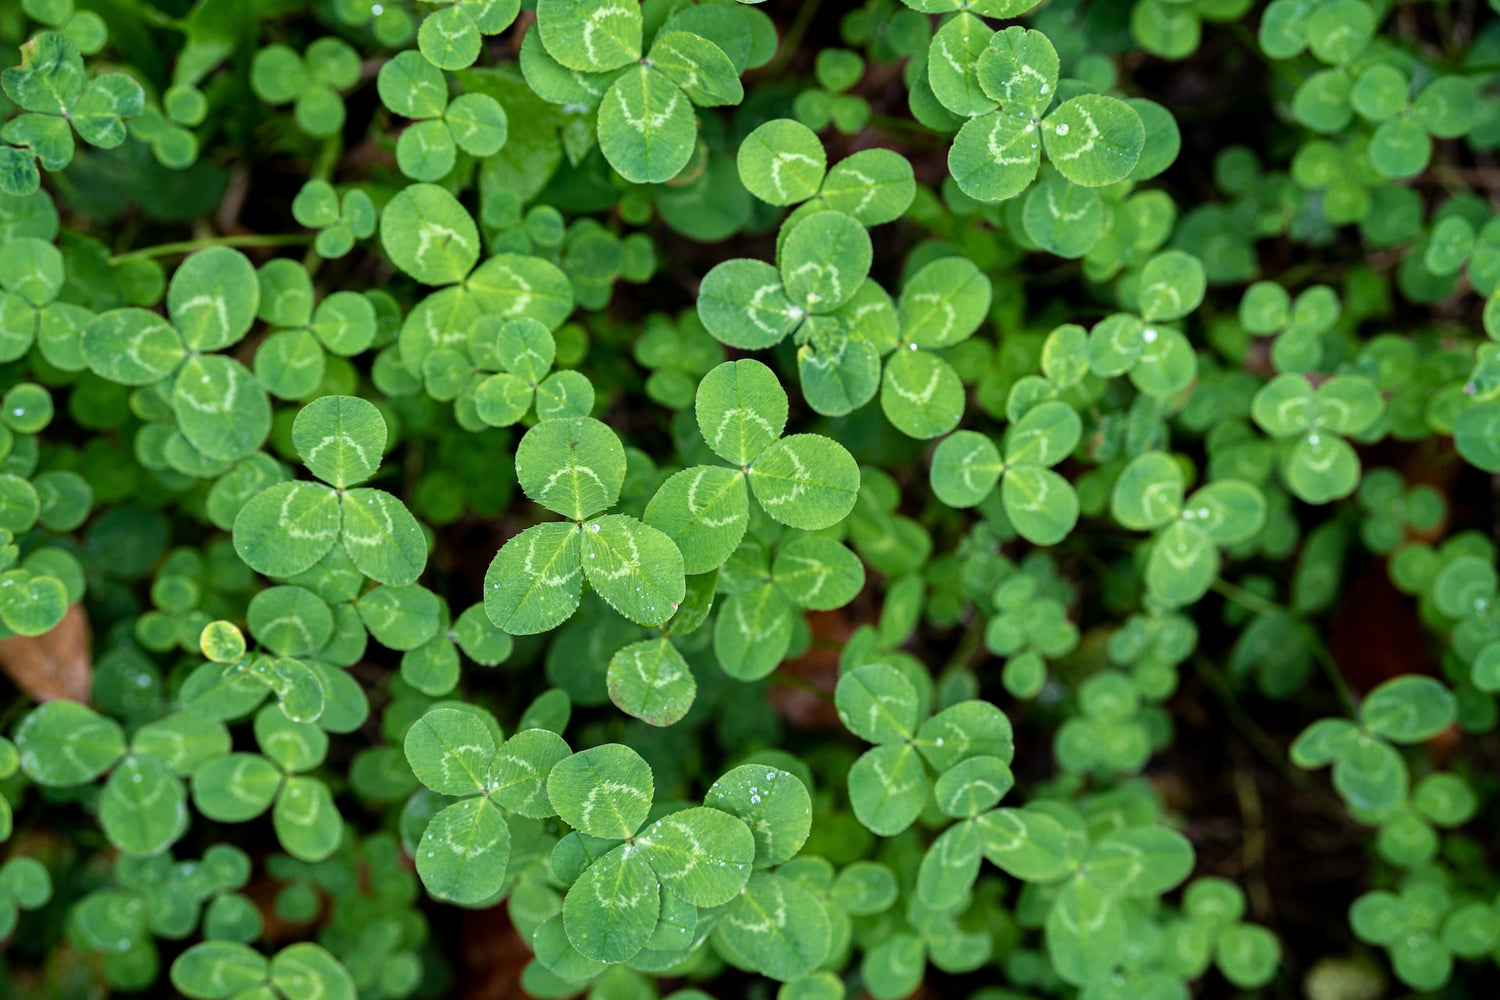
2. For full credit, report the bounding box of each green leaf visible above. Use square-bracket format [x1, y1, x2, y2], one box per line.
[536, 0, 641, 72]
[715, 871, 831, 982]
[918, 700, 1015, 769]
[697, 258, 800, 349]
[1283, 434, 1361, 504]
[607, 637, 696, 727]
[168, 247, 258, 351]
[340, 488, 427, 586]
[1043, 95, 1144, 188]
[418, 4, 481, 70]
[2, 33, 85, 115]
[490, 728, 571, 817]
[1022, 172, 1104, 258]
[99, 756, 187, 856]
[918, 820, 983, 909]
[931, 431, 1001, 507]
[899, 256, 991, 350]
[1112, 452, 1184, 530]
[1218, 924, 1281, 988]
[403, 706, 498, 796]
[446, 92, 509, 155]
[72, 74, 144, 147]
[649, 31, 742, 107]
[642, 465, 749, 575]
[468, 253, 576, 328]
[377, 50, 448, 119]
[173, 355, 271, 463]
[772, 534, 864, 610]
[637, 806, 755, 905]
[379, 183, 479, 285]
[484, 521, 584, 635]
[274, 775, 342, 861]
[517, 417, 626, 521]
[356, 584, 440, 652]
[416, 796, 512, 904]
[548, 743, 653, 840]
[975, 25, 1058, 115]
[976, 807, 1075, 881]
[192, 753, 282, 822]
[836, 663, 919, 744]
[848, 743, 930, 835]
[1187, 480, 1266, 546]
[1331, 735, 1408, 818]
[1005, 400, 1080, 468]
[171, 942, 269, 999]
[563, 842, 658, 962]
[1360, 676, 1456, 744]
[15, 700, 124, 786]
[934, 755, 1014, 817]
[819, 148, 915, 225]
[778, 211, 871, 312]
[598, 66, 695, 184]
[748, 434, 860, 530]
[293, 395, 387, 489]
[928, 14, 996, 118]
[248, 586, 334, 657]
[696, 359, 788, 466]
[582, 514, 685, 626]
[948, 110, 1041, 203]
[1001, 465, 1078, 546]
[268, 943, 355, 1000]
[706, 764, 812, 869]
[1046, 876, 1125, 986]
[1145, 521, 1219, 607]
[1085, 826, 1195, 898]
[713, 582, 795, 680]
[1137, 249, 1206, 322]
[82, 308, 185, 385]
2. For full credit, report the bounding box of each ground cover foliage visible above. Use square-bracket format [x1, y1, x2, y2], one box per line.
[0, 0, 1498, 997]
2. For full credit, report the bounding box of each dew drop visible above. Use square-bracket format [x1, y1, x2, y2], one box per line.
[1055, 123, 1070, 137]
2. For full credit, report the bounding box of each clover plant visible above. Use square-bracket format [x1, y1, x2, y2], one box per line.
[4, 1, 1500, 997]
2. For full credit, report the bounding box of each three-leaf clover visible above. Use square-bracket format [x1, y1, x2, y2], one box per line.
[378, 51, 509, 181]
[1291, 674, 1457, 824]
[838, 662, 1015, 836]
[547, 743, 755, 964]
[291, 180, 378, 260]
[250, 38, 361, 137]
[1250, 373, 1383, 503]
[1112, 451, 1267, 606]
[402, 706, 569, 903]
[0, 32, 143, 195]
[172, 941, 358, 1000]
[415, 0, 521, 70]
[945, 26, 1145, 202]
[191, 705, 343, 862]
[643, 359, 861, 577]
[529, 0, 745, 183]
[486, 415, 685, 633]
[931, 399, 1081, 544]
[234, 396, 427, 588]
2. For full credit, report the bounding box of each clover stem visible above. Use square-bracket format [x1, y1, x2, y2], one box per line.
[1209, 579, 1358, 716]
[108, 234, 312, 264]
[764, 0, 822, 79]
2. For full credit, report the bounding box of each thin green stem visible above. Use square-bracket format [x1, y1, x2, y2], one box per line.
[1192, 655, 1317, 793]
[1210, 579, 1359, 716]
[764, 0, 823, 79]
[1211, 578, 1283, 619]
[109, 234, 312, 264]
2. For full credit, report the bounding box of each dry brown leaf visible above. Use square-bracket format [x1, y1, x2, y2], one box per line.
[0, 603, 92, 703]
